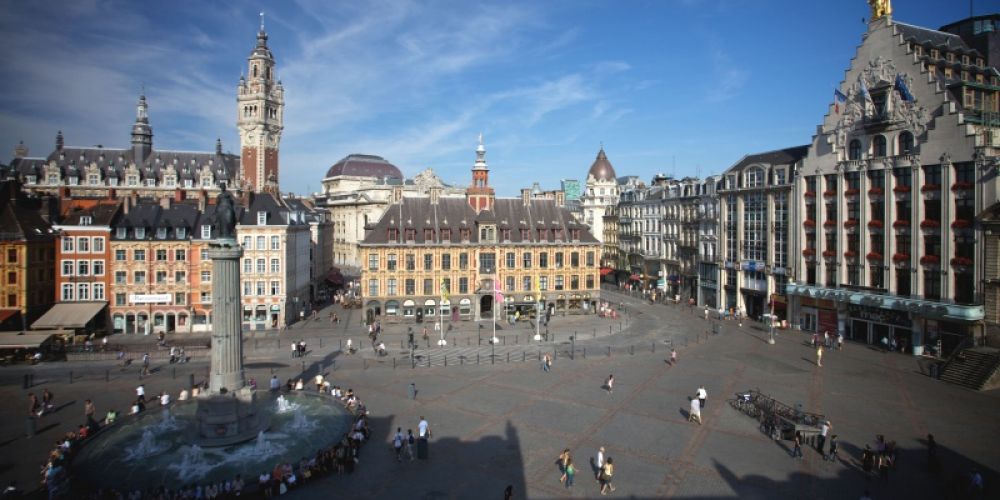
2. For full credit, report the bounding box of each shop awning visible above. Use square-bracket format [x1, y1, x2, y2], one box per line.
[0, 310, 18, 323]
[629, 274, 641, 281]
[0, 331, 57, 349]
[599, 267, 614, 276]
[32, 302, 106, 330]
[325, 269, 344, 285]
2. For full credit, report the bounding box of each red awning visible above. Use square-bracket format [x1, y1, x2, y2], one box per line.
[629, 274, 641, 281]
[599, 268, 613, 276]
[0, 310, 17, 323]
[325, 269, 344, 285]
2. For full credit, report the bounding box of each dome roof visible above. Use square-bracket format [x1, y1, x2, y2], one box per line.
[325, 154, 403, 179]
[587, 148, 616, 182]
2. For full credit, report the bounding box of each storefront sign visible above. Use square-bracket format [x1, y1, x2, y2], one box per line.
[848, 304, 909, 327]
[129, 294, 172, 304]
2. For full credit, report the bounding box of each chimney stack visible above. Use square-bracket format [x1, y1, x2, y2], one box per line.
[429, 186, 441, 205]
[392, 185, 403, 203]
[555, 190, 565, 206]
[521, 188, 531, 206]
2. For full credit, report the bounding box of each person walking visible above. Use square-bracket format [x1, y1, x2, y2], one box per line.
[563, 458, 576, 489]
[417, 416, 431, 460]
[269, 375, 280, 392]
[818, 420, 831, 455]
[688, 396, 702, 425]
[826, 434, 839, 462]
[927, 434, 940, 474]
[823, 330, 830, 348]
[861, 445, 875, 479]
[837, 331, 844, 351]
[605, 375, 614, 396]
[599, 458, 615, 495]
[393, 428, 404, 462]
[791, 431, 803, 460]
[291, 342, 298, 358]
[696, 386, 707, 410]
[671, 348, 678, 365]
[594, 447, 605, 481]
[136, 384, 146, 403]
[816, 345, 824, 367]
[558, 449, 571, 484]
[541, 353, 552, 372]
[84, 399, 97, 429]
[405, 429, 416, 461]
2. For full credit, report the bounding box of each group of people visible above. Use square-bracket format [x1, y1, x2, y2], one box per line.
[556, 447, 615, 495]
[290, 340, 308, 358]
[688, 386, 707, 425]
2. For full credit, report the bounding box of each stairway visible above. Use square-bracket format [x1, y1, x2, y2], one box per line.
[939, 348, 1000, 390]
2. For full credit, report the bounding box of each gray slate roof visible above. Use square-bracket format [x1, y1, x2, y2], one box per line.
[10, 146, 238, 183]
[896, 22, 975, 54]
[362, 197, 598, 245]
[726, 145, 809, 172]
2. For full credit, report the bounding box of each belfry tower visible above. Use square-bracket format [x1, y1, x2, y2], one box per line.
[466, 134, 495, 212]
[237, 13, 284, 193]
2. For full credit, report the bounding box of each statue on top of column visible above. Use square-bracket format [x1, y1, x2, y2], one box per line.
[868, 0, 891, 20]
[215, 184, 238, 240]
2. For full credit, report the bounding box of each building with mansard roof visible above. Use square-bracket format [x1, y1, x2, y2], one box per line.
[580, 147, 622, 245]
[359, 139, 601, 324]
[787, 6, 1000, 356]
[6, 21, 284, 198]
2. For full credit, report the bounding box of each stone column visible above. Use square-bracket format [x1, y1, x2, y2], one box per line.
[208, 241, 245, 394]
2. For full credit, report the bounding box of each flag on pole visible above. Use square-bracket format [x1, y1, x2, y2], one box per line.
[834, 89, 847, 113]
[895, 73, 914, 102]
[493, 276, 504, 303]
[440, 279, 449, 302]
[858, 77, 873, 105]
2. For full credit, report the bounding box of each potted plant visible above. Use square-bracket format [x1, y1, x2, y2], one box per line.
[868, 220, 884, 230]
[892, 253, 910, 268]
[920, 255, 940, 267]
[866, 252, 884, 261]
[920, 219, 940, 235]
[844, 219, 859, 233]
[921, 184, 941, 200]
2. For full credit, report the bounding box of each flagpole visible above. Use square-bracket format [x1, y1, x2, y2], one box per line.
[438, 279, 447, 346]
[492, 273, 499, 344]
[534, 275, 542, 341]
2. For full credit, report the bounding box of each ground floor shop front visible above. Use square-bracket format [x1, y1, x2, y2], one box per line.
[786, 284, 984, 357]
[366, 291, 601, 324]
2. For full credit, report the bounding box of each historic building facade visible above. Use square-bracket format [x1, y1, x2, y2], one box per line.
[718, 146, 806, 321]
[0, 181, 56, 327]
[314, 154, 464, 277]
[787, 8, 1000, 355]
[359, 141, 601, 324]
[6, 23, 279, 199]
[580, 148, 620, 244]
[697, 176, 721, 309]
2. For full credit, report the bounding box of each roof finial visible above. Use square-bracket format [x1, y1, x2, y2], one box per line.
[260, 11, 265, 31]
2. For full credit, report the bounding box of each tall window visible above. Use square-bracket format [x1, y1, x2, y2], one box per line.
[406, 254, 415, 271]
[368, 254, 378, 271]
[368, 279, 379, 296]
[271, 236, 280, 250]
[746, 167, 765, 188]
[898, 131, 914, 154]
[424, 254, 433, 271]
[849, 139, 862, 160]
[387, 254, 397, 271]
[459, 253, 468, 270]
[539, 252, 548, 268]
[134, 249, 145, 261]
[423, 279, 433, 295]
[506, 252, 516, 268]
[62, 237, 74, 253]
[441, 254, 451, 270]
[256, 236, 265, 250]
[387, 279, 397, 296]
[271, 259, 280, 273]
[523, 252, 532, 269]
[405, 279, 415, 295]
[873, 135, 887, 157]
[93, 237, 104, 253]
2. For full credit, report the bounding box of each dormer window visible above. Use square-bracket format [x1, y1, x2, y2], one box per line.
[521, 229, 530, 240]
[68, 176, 78, 186]
[387, 228, 398, 241]
[165, 176, 176, 187]
[183, 179, 193, 188]
[502, 229, 511, 241]
[405, 229, 416, 242]
[87, 174, 99, 185]
[144, 179, 156, 187]
[135, 227, 146, 239]
[47, 174, 59, 185]
[80, 216, 92, 226]
[25, 175, 36, 185]
[127, 175, 138, 186]
[554, 229, 564, 241]
[176, 227, 186, 239]
[479, 225, 496, 243]
[424, 229, 434, 242]
[201, 225, 211, 239]
[201, 176, 213, 187]
[116, 227, 126, 239]
[257, 211, 267, 225]
[156, 228, 167, 239]
[440, 229, 451, 241]
[460, 229, 471, 242]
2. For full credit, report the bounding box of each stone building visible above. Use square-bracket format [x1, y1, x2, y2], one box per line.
[6, 23, 280, 198]
[697, 176, 722, 309]
[0, 181, 56, 328]
[786, 8, 1000, 355]
[237, 194, 312, 330]
[580, 147, 621, 244]
[718, 146, 807, 321]
[359, 140, 601, 324]
[314, 154, 464, 277]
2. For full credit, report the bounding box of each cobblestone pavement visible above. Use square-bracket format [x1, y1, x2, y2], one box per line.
[2, 290, 998, 499]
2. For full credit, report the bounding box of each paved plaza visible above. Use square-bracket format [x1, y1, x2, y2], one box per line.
[1, 289, 998, 498]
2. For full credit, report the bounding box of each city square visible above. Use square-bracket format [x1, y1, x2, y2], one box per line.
[0, 0, 999, 498]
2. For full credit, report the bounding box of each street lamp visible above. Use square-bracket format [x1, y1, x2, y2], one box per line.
[767, 293, 776, 345]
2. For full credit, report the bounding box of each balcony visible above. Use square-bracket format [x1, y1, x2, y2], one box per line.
[822, 250, 837, 262]
[868, 187, 884, 202]
[824, 220, 838, 234]
[892, 253, 910, 269]
[919, 255, 940, 269]
[867, 220, 884, 234]
[845, 188, 860, 203]
[866, 251, 884, 263]
[804, 219, 816, 234]
[951, 219, 973, 238]
[843, 250, 858, 263]
[804, 191, 816, 204]
[921, 184, 941, 200]
[951, 181, 973, 200]
[823, 190, 837, 202]
[844, 219, 859, 234]
[892, 220, 910, 235]
[893, 185, 911, 202]
[950, 256, 973, 274]
[802, 248, 816, 263]
[920, 219, 940, 236]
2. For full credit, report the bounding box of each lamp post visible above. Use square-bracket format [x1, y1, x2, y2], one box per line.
[767, 293, 776, 345]
[534, 299, 542, 341]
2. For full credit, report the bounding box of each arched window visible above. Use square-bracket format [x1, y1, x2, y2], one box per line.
[746, 167, 765, 188]
[873, 135, 887, 157]
[253, 65, 258, 78]
[898, 131, 914, 155]
[849, 139, 862, 160]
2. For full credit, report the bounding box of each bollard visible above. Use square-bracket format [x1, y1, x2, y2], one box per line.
[619, 323, 622, 332]
[522, 351, 526, 362]
[427, 356, 430, 367]
[255, 339, 259, 350]
[609, 325, 612, 335]
[503, 336, 506, 346]
[477, 353, 480, 364]
[538, 350, 541, 361]
[607, 346, 611, 357]
[461, 356, 464, 366]
[301, 360, 306, 373]
[507, 352, 510, 363]
[553, 349, 557, 361]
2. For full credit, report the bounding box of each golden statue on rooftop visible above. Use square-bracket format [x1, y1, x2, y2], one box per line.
[868, 0, 892, 19]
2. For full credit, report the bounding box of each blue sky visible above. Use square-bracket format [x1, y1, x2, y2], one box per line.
[0, 0, 980, 196]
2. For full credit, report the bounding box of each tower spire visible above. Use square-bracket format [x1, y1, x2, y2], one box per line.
[259, 11, 264, 32]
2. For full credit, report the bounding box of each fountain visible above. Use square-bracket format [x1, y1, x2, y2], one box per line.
[71, 187, 353, 492]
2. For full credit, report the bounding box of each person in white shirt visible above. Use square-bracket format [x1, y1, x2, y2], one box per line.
[697, 386, 707, 410]
[418, 417, 430, 438]
[689, 397, 702, 425]
[160, 392, 170, 406]
[594, 447, 605, 480]
[136, 385, 146, 402]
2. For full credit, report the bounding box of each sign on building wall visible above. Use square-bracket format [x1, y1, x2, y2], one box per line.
[129, 294, 172, 304]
